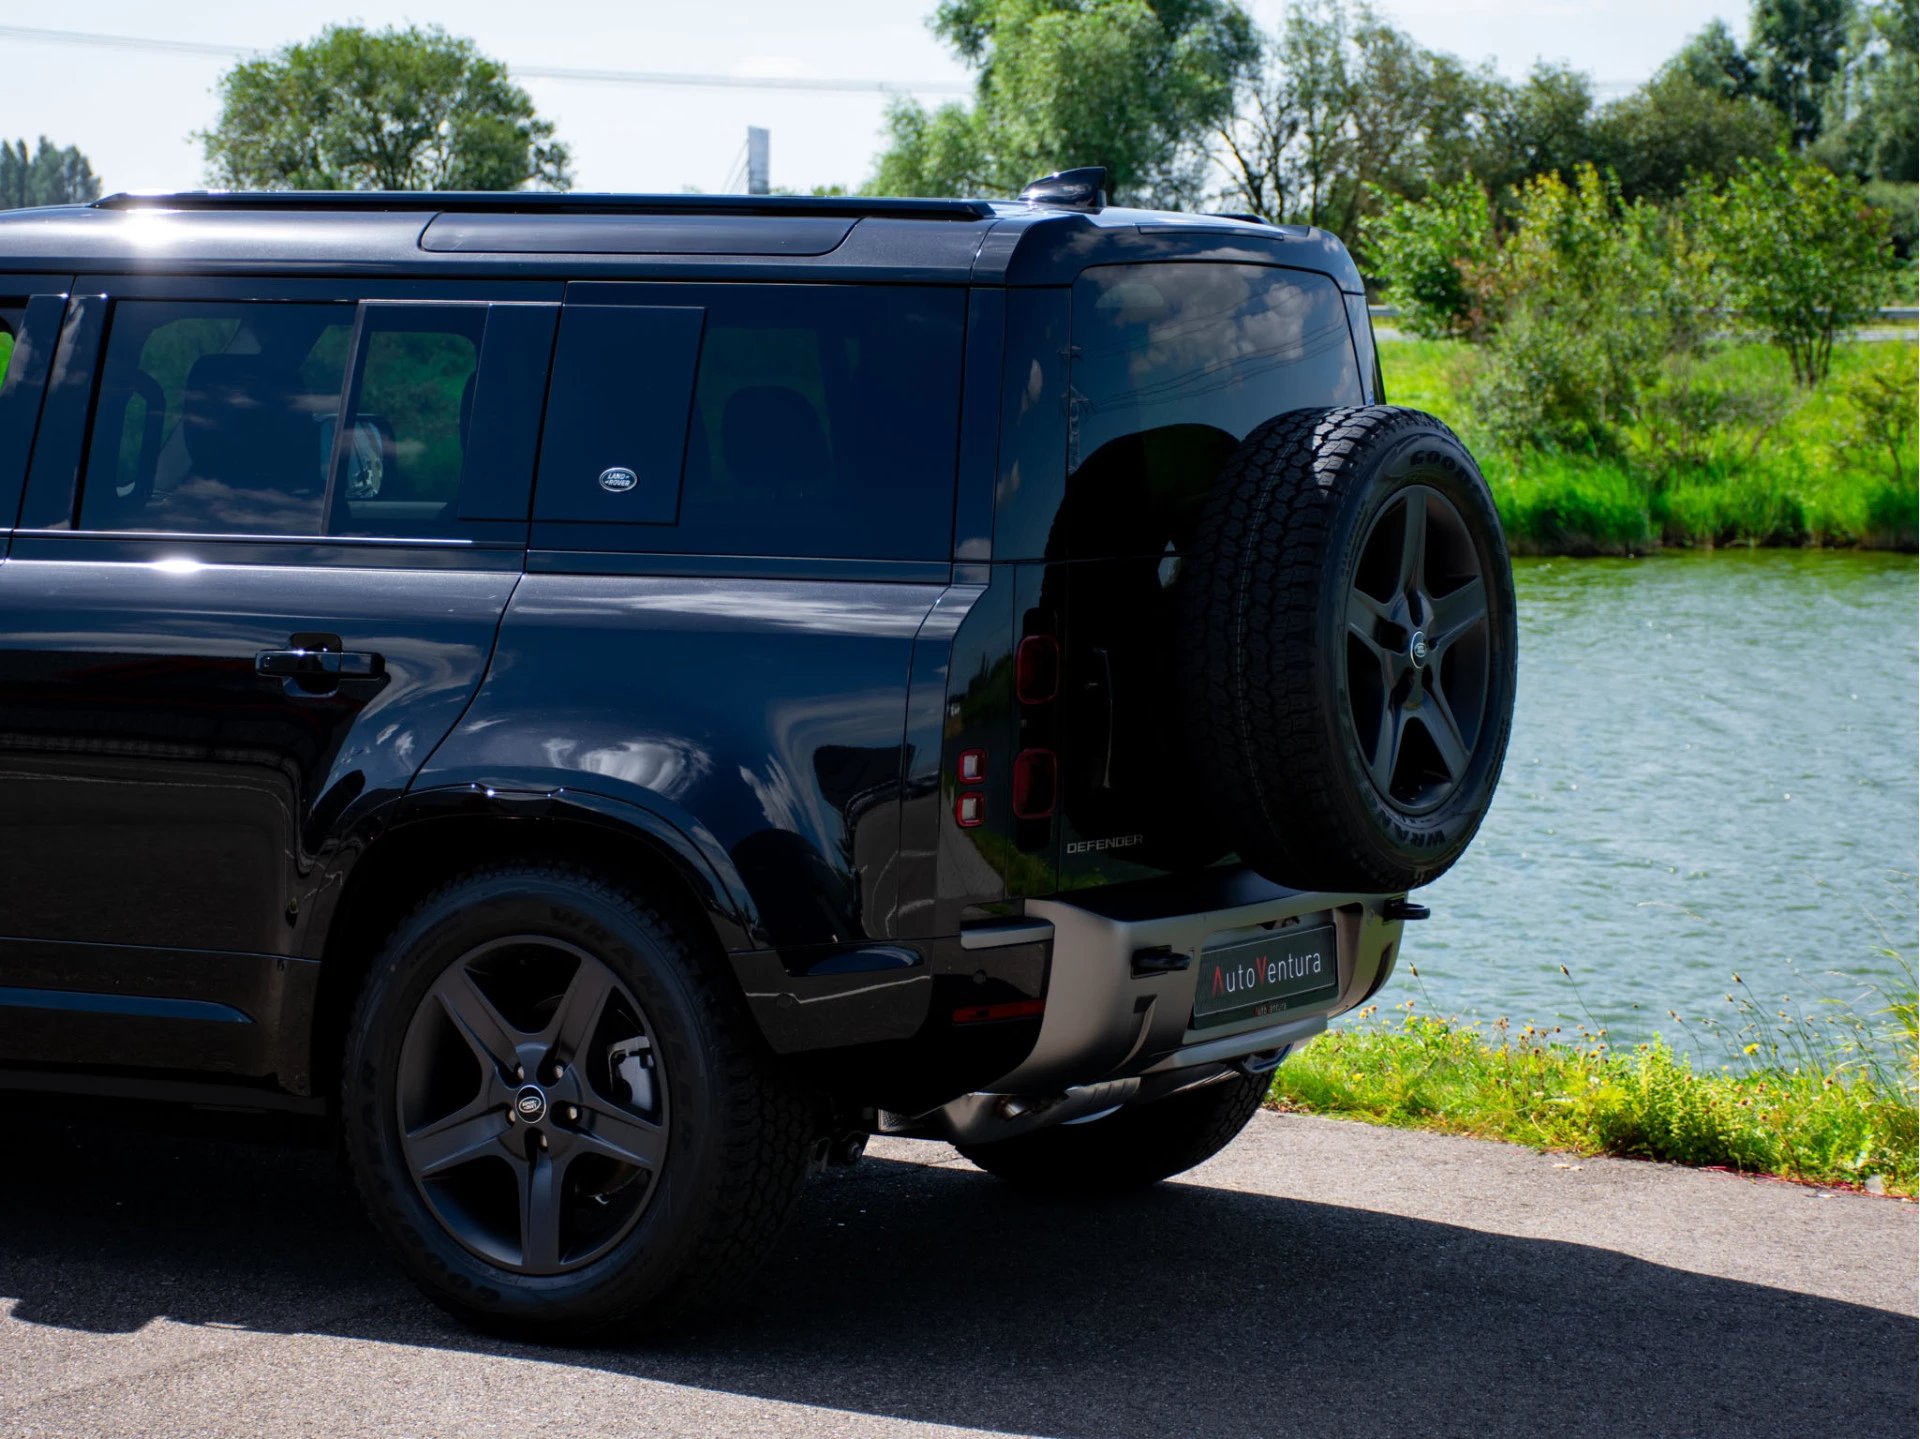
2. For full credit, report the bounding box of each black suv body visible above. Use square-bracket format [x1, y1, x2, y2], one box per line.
[0, 187, 1512, 1334]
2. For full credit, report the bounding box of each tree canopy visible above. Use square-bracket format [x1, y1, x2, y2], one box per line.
[870, 0, 1258, 207]
[0, 138, 101, 210]
[200, 25, 571, 191]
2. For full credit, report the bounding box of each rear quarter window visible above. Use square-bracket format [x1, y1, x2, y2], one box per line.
[534, 284, 966, 562]
[1060, 262, 1365, 558]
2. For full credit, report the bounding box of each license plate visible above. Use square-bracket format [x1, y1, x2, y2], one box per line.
[1191, 925, 1339, 1028]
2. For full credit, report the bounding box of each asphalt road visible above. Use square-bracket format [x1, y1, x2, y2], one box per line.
[2, 1105, 1913, 1439]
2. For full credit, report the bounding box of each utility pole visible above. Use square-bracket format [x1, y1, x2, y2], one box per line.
[746, 127, 770, 195]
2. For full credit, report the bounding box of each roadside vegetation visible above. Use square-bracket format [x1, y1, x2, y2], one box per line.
[1269, 959, 1919, 1196]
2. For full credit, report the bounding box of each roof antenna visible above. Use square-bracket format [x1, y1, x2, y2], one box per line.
[1017, 167, 1109, 213]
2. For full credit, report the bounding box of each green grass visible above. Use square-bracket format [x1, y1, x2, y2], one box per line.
[1268, 961, 1919, 1195]
[1383, 337, 1919, 555]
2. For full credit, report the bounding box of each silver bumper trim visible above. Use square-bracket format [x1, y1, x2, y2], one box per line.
[976, 886, 1403, 1096]
[1140, 1014, 1327, 1073]
[959, 919, 1057, 950]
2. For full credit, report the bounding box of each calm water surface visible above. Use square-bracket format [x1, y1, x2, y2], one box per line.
[1392, 549, 1917, 1048]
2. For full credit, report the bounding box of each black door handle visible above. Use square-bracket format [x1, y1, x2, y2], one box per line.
[256, 648, 384, 678]
[256, 634, 385, 693]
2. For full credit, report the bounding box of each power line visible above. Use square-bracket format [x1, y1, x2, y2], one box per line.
[0, 22, 972, 97]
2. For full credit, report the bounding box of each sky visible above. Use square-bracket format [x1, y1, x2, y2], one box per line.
[2, 1, 1755, 198]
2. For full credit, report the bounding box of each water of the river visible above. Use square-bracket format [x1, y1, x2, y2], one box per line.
[1394, 549, 1917, 1051]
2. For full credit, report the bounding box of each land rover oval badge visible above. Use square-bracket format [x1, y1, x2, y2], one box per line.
[599, 466, 639, 494]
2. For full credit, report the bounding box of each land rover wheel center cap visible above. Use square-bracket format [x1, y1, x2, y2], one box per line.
[514, 1085, 550, 1125]
[1408, 630, 1431, 668]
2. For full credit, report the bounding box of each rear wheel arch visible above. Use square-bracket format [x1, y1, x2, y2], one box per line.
[310, 797, 753, 1100]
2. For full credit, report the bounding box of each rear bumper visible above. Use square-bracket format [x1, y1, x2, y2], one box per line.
[891, 870, 1404, 1142]
[1000, 875, 1402, 1093]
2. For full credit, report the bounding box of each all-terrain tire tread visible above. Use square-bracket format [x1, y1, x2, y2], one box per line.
[341, 861, 816, 1339]
[1180, 404, 1507, 892]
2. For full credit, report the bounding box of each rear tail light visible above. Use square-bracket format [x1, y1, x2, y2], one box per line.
[1011, 748, 1058, 820]
[1016, 635, 1060, 704]
[952, 997, 1045, 1024]
[954, 791, 985, 827]
[957, 748, 986, 783]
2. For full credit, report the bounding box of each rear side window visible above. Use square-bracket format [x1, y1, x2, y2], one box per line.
[80, 301, 352, 535]
[78, 299, 486, 539]
[1069, 263, 1362, 470]
[536, 284, 966, 560]
[332, 308, 485, 537]
[1055, 262, 1365, 558]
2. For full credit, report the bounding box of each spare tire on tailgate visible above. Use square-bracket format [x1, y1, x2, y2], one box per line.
[1180, 406, 1517, 893]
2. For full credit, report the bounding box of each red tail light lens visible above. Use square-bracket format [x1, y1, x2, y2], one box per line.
[1011, 748, 1058, 820]
[957, 748, 986, 784]
[954, 791, 985, 828]
[952, 997, 1045, 1024]
[1016, 635, 1061, 704]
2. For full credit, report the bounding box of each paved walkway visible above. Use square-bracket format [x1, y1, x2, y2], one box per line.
[3, 1107, 1913, 1438]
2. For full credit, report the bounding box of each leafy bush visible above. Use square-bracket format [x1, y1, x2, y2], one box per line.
[1382, 336, 1918, 553]
[1466, 167, 1684, 452]
[1834, 347, 1920, 484]
[1697, 154, 1895, 385]
[1361, 179, 1496, 338]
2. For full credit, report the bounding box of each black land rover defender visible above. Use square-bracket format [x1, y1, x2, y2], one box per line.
[0, 169, 1516, 1336]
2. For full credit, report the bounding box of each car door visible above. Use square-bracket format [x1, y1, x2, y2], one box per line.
[0, 276, 557, 1088]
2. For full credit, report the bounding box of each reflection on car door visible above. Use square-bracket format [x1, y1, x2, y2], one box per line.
[0, 281, 554, 1088]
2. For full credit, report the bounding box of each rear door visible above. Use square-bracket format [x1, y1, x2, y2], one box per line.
[0, 277, 556, 1086]
[1053, 262, 1368, 888]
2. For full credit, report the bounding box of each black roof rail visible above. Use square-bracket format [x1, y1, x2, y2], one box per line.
[90, 190, 999, 222]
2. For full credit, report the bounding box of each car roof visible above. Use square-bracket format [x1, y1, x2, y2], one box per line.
[0, 192, 1364, 292]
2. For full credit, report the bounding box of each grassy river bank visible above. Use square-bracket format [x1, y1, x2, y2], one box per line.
[1383, 337, 1919, 555]
[1267, 962, 1918, 1196]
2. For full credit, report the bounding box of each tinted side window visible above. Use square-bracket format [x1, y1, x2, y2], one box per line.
[79, 301, 353, 535]
[537, 285, 966, 561]
[330, 307, 484, 538]
[1070, 263, 1361, 470]
[1058, 263, 1364, 558]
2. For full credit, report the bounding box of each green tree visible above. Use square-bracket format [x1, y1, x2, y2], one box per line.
[1813, 0, 1918, 181]
[1473, 63, 1597, 198]
[1215, 2, 1511, 236]
[870, 0, 1259, 206]
[1750, 0, 1856, 147]
[1593, 69, 1785, 201]
[200, 25, 571, 191]
[1670, 18, 1761, 99]
[0, 137, 101, 209]
[1701, 154, 1893, 384]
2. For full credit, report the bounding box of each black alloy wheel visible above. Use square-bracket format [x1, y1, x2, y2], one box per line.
[1344, 484, 1493, 816]
[342, 863, 818, 1338]
[395, 935, 667, 1276]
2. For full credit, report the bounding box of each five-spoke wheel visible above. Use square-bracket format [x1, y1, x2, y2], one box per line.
[396, 936, 668, 1275]
[342, 864, 816, 1337]
[1344, 483, 1493, 815]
